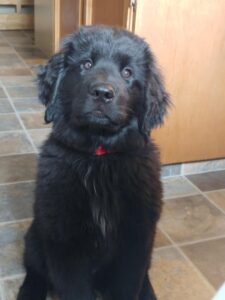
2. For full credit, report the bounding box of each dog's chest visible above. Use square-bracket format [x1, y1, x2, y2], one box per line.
[79, 159, 122, 238]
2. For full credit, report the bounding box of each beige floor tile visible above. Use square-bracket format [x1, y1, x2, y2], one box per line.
[0, 154, 37, 184]
[23, 30, 34, 39]
[182, 238, 225, 289]
[162, 176, 199, 199]
[0, 221, 30, 277]
[6, 86, 38, 98]
[25, 58, 47, 66]
[205, 190, 225, 212]
[15, 47, 46, 59]
[0, 181, 34, 222]
[20, 112, 51, 129]
[0, 42, 8, 46]
[0, 87, 6, 98]
[0, 132, 34, 155]
[187, 171, 225, 192]
[150, 247, 215, 300]
[2, 31, 27, 38]
[154, 228, 171, 248]
[0, 45, 15, 53]
[28, 129, 51, 149]
[1, 276, 24, 300]
[0, 54, 24, 68]
[3, 36, 33, 46]
[0, 114, 21, 131]
[0, 68, 32, 76]
[0, 98, 13, 114]
[13, 98, 43, 113]
[160, 194, 225, 243]
[1, 76, 35, 87]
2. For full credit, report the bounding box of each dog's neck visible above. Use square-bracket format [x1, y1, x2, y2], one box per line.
[95, 145, 114, 156]
[52, 117, 148, 156]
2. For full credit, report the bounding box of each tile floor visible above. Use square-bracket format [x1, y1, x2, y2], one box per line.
[0, 30, 225, 300]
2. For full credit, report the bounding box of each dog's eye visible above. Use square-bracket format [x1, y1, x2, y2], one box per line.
[82, 60, 93, 70]
[121, 67, 132, 79]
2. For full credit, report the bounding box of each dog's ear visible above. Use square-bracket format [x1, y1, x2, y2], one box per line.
[37, 51, 66, 123]
[143, 53, 170, 132]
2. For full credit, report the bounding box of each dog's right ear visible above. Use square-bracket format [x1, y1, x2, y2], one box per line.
[37, 51, 66, 123]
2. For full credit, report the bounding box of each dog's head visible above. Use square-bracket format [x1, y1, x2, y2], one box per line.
[38, 26, 170, 138]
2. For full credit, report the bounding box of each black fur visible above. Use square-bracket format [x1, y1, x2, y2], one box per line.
[17, 25, 170, 300]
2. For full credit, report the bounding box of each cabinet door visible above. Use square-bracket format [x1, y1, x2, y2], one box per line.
[83, 0, 129, 27]
[35, 0, 56, 56]
[35, 0, 82, 55]
[135, 0, 225, 164]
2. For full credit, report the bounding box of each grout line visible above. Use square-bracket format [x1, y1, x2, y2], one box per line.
[0, 151, 36, 158]
[3, 95, 38, 100]
[0, 81, 38, 153]
[158, 225, 216, 292]
[13, 49, 37, 77]
[161, 174, 182, 179]
[176, 234, 225, 247]
[184, 176, 225, 216]
[0, 112, 36, 116]
[0, 84, 36, 89]
[156, 227, 225, 250]
[28, 128, 51, 132]
[0, 217, 33, 227]
[0, 129, 27, 134]
[5, 39, 36, 76]
[163, 191, 200, 201]
[206, 188, 225, 194]
[7, 96, 38, 100]
[0, 109, 44, 115]
[0, 112, 17, 116]
[154, 244, 174, 251]
[18, 111, 44, 115]
[0, 179, 35, 187]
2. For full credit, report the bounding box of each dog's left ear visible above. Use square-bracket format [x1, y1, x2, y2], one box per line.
[37, 51, 66, 123]
[143, 54, 170, 131]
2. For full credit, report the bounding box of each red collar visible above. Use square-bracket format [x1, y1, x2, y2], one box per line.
[95, 145, 113, 156]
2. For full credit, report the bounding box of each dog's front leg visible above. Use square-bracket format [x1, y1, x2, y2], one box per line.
[46, 243, 95, 300]
[100, 223, 157, 300]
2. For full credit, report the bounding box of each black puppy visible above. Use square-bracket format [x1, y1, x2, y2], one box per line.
[17, 26, 169, 300]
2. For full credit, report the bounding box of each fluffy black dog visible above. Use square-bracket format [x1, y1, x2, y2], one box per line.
[17, 25, 169, 300]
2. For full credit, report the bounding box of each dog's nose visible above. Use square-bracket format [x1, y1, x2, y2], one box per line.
[89, 84, 115, 103]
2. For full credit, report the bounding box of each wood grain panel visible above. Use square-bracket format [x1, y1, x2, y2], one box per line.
[60, 0, 81, 38]
[0, 0, 17, 4]
[135, 0, 225, 164]
[35, 0, 56, 56]
[91, 0, 126, 27]
[0, 13, 33, 29]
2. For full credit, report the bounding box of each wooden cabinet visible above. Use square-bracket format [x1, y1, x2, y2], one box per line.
[35, 0, 131, 55]
[82, 0, 128, 27]
[35, 0, 225, 164]
[35, 0, 81, 56]
[134, 0, 225, 164]
[0, 0, 34, 29]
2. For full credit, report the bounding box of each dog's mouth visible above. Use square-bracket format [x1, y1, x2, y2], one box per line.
[85, 110, 118, 126]
[73, 110, 123, 133]
[91, 110, 108, 118]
